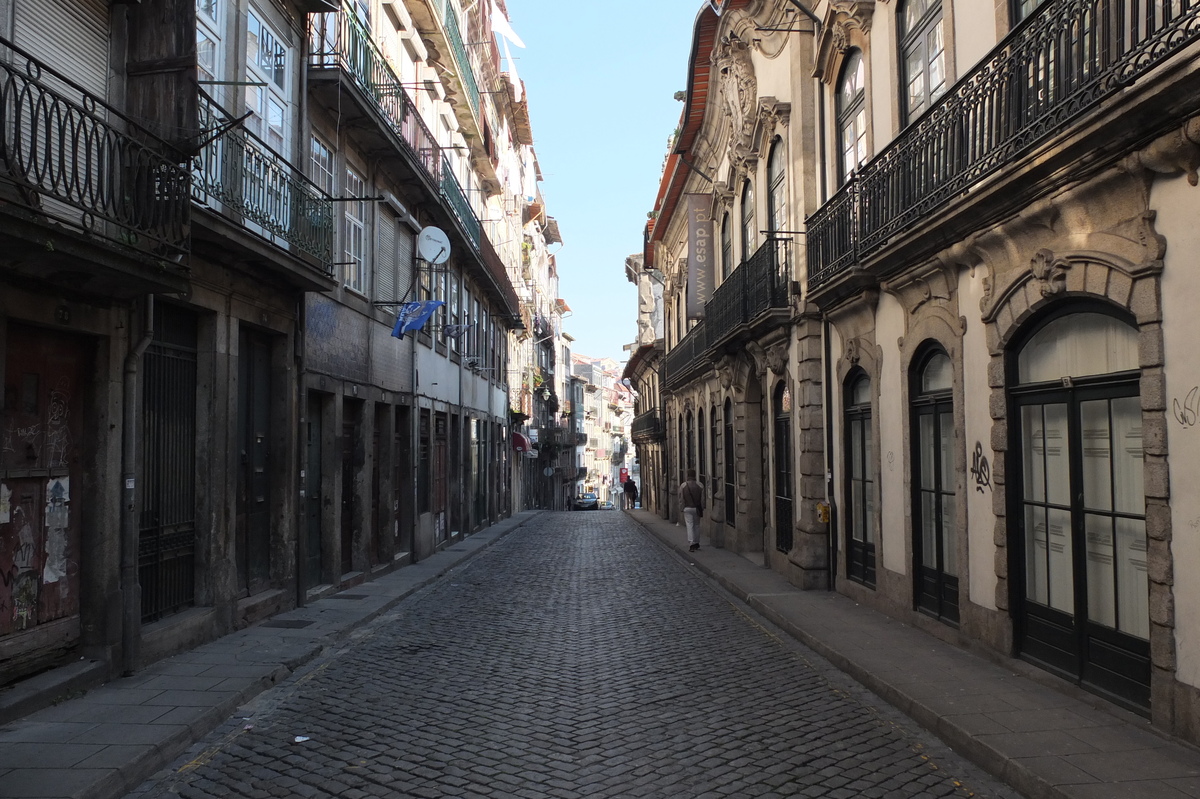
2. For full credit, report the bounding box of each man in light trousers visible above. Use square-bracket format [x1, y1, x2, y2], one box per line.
[678, 468, 704, 552]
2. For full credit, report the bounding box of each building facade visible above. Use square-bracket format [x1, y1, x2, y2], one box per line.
[638, 0, 1200, 739]
[0, 0, 560, 703]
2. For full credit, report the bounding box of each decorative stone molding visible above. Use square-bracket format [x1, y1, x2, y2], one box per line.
[713, 33, 758, 160]
[1029, 249, 1072, 297]
[745, 340, 768, 378]
[814, 0, 875, 82]
[753, 97, 792, 157]
[765, 341, 789, 375]
[1122, 115, 1200, 187]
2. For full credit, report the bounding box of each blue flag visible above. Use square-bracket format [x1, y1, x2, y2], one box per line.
[392, 300, 444, 338]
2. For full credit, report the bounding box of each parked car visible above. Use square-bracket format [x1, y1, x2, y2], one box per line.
[573, 492, 599, 511]
[600, 501, 614, 510]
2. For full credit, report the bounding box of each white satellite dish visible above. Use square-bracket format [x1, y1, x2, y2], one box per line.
[417, 226, 451, 265]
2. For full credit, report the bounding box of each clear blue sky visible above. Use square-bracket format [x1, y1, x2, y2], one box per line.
[506, 0, 703, 365]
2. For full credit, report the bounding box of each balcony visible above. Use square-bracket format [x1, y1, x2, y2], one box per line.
[631, 411, 664, 442]
[440, 152, 481, 247]
[193, 91, 334, 281]
[308, 7, 440, 186]
[806, 0, 1200, 292]
[663, 320, 709, 391]
[0, 36, 190, 294]
[706, 238, 791, 349]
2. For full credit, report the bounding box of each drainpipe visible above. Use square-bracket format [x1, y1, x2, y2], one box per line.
[121, 294, 154, 676]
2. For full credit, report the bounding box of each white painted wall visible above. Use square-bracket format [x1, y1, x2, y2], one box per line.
[1156, 173, 1200, 687]
[960, 268, 998, 610]
[877, 291, 907, 575]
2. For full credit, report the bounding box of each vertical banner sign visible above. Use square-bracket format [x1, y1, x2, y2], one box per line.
[686, 194, 713, 319]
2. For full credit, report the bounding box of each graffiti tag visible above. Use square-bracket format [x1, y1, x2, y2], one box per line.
[970, 442, 992, 494]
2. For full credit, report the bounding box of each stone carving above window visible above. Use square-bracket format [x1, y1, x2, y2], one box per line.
[815, 0, 876, 82]
[714, 33, 758, 159]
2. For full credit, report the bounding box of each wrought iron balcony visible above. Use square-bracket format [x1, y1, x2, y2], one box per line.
[664, 320, 710, 391]
[706, 238, 791, 348]
[440, 2, 481, 121]
[194, 92, 333, 269]
[440, 152, 481, 248]
[807, 0, 1200, 289]
[0, 35, 189, 258]
[631, 411, 664, 442]
[308, 6, 440, 182]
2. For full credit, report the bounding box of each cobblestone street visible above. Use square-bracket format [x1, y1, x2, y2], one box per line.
[126, 512, 1023, 799]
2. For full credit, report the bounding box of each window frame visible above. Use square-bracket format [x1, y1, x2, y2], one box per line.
[836, 49, 868, 185]
[844, 370, 876, 587]
[899, 0, 948, 125]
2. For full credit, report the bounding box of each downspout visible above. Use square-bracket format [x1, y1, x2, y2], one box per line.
[121, 294, 154, 676]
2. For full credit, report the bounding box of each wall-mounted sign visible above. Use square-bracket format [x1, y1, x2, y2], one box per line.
[686, 194, 713, 319]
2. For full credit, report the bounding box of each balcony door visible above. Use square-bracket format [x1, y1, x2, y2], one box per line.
[1012, 311, 1149, 706]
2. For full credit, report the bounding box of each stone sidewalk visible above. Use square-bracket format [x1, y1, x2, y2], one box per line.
[627, 508, 1200, 799]
[0, 511, 540, 799]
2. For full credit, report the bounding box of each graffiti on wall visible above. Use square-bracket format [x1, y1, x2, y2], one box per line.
[970, 442, 992, 494]
[1173, 386, 1199, 428]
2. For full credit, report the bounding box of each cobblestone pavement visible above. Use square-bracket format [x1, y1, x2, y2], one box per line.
[126, 512, 1025, 799]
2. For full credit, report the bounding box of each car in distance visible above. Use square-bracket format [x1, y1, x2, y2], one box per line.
[573, 492, 599, 511]
[600, 501, 614, 510]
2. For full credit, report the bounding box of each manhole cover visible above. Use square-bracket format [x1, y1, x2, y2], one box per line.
[260, 619, 315, 629]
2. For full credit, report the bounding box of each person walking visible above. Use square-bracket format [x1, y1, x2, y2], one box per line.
[623, 479, 639, 510]
[678, 469, 704, 552]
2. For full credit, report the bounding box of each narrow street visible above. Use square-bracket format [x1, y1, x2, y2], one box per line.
[125, 513, 1022, 799]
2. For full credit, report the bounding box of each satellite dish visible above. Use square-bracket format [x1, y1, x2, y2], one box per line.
[417, 226, 451, 265]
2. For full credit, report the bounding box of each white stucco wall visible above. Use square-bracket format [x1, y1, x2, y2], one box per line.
[960, 268, 998, 610]
[1156, 173, 1200, 687]
[877, 291, 907, 575]
[952, 0, 1001, 80]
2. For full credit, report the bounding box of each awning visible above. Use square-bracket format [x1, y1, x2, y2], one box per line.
[512, 431, 533, 452]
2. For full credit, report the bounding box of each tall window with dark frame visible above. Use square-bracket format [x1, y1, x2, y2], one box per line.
[698, 407, 707, 502]
[720, 213, 733, 280]
[912, 348, 959, 624]
[767, 137, 790, 289]
[724, 399, 736, 525]
[837, 50, 867, 184]
[900, 0, 947, 125]
[773, 381, 794, 553]
[740, 179, 755, 263]
[678, 415, 686, 487]
[845, 372, 876, 586]
[686, 411, 696, 474]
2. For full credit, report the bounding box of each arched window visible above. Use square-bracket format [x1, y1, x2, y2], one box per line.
[678, 414, 686, 487]
[767, 138, 787, 234]
[1012, 309, 1147, 704]
[773, 381, 793, 553]
[697, 407, 707, 500]
[845, 371, 875, 586]
[720, 212, 733, 280]
[900, 0, 946, 125]
[686, 410, 696, 473]
[911, 348, 957, 623]
[740, 179, 755, 262]
[836, 50, 867, 184]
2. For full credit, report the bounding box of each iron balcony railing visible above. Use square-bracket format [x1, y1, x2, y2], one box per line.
[194, 92, 333, 268]
[0, 35, 189, 257]
[308, 6, 440, 182]
[807, 0, 1200, 288]
[441, 3, 481, 121]
[664, 320, 710, 391]
[706, 238, 791, 347]
[440, 152, 481, 247]
[630, 411, 663, 440]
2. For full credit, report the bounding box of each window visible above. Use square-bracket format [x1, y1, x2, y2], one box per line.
[740, 179, 755, 262]
[720, 213, 733, 280]
[1013, 0, 1048, 23]
[698, 408, 707, 500]
[773, 381, 793, 553]
[245, 10, 289, 155]
[686, 411, 695, 473]
[723, 399, 735, 525]
[343, 168, 366, 292]
[1012, 309, 1148, 704]
[837, 50, 867, 184]
[449, 272, 461, 353]
[911, 348, 957, 623]
[767, 138, 787, 234]
[845, 372, 875, 586]
[710, 405, 718, 496]
[197, 0, 222, 85]
[310, 137, 335, 194]
[900, 0, 947, 124]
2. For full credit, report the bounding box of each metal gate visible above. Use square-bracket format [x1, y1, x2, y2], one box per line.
[139, 307, 198, 622]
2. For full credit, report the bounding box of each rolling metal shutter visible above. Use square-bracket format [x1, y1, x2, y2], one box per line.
[13, 0, 111, 98]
